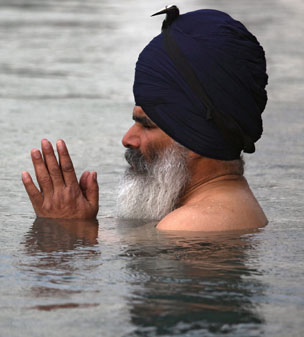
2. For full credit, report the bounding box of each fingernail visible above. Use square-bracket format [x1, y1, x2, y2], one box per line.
[42, 139, 50, 149]
[57, 139, 64, 150]
[32, 149, 41, 159]
[92, 172, 97, 181]
[22, 171, 29, 181]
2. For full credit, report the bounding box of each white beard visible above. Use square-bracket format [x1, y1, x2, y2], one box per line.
[117, 143, 190, 220]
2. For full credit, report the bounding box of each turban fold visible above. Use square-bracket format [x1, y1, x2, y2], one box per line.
[133, 9, 268, 160]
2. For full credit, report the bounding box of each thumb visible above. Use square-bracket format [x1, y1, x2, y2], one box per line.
[86, 171, 99, 209]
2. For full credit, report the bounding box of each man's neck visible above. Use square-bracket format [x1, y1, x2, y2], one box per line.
[180, 156, 244, 205]
[157, 154, 267, 232]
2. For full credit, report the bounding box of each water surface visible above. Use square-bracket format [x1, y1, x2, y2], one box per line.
[0, 0, 303, 336]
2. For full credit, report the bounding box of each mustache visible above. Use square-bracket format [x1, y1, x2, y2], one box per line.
[124, 148, 149, 174]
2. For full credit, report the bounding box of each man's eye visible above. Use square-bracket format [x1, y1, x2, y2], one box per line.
[142, 123, 155, 129]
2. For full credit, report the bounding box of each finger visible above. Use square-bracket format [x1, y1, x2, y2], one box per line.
[22, 171, 43, 209]
[41, 139, 64, 188]
[31, 148, 53, 195]
[85, 172, 99, 209]
[79, 171, 90, 197]
[56, 139, 78, 187]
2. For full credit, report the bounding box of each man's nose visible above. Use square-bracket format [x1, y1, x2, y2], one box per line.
[122, 124, 140, 148]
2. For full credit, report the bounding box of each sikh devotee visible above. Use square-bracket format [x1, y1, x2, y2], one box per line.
[22, 7, 268, 231]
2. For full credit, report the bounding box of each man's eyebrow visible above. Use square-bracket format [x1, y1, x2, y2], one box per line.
[132, 115, 157, 127]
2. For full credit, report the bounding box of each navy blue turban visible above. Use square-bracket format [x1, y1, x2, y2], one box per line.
[133, 9, 268, 160]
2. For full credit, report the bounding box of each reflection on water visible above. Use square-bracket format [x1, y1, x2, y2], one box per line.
[18, 218, 265, 335]
[20, 218, 100, 310]
[122, 230, 265, 336]
[23, 217, 99, 252]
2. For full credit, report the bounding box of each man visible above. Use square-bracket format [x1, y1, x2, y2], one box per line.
[22, 7, 268, 231]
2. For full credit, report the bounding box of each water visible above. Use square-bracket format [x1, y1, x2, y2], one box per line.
[0, 0, 304, 336]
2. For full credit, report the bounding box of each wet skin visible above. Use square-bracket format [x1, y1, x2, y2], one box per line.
[22, 139, 99, 219]
[122, 107, 267, 231]
[23, 106, 267, 231]
[157, 173, 268, 231]
[122, 106, 174, 158]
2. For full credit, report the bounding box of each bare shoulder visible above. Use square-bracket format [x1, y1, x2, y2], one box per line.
[157, 188, 268, 232]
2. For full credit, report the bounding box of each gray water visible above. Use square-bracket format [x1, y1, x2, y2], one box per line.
[0, 0, 304, 336]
